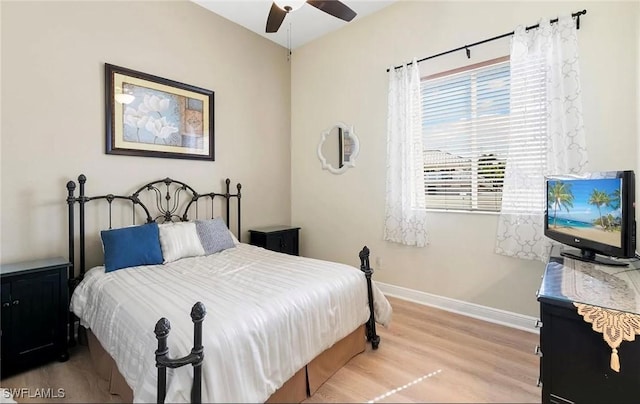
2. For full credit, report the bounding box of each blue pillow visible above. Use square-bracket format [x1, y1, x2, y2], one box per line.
[195, 218, 236, 255]
[101, 223, 164, 272]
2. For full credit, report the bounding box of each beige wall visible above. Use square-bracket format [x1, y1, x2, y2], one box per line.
[0, 1, 291, 267]
[291, 1, 639, 317]
[2, 1, 637, 318]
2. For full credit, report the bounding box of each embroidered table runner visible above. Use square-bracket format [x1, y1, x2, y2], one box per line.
[573, 302, 640, 372]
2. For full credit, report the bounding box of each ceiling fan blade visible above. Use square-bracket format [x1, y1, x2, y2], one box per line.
[266, 2, 288, 33]
[307, 0, 357, 22]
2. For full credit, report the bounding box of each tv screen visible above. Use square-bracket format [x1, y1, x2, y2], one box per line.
[544, 171, 636, 266]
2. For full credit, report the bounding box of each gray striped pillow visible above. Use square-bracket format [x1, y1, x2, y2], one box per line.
[195, 218, 236, 255]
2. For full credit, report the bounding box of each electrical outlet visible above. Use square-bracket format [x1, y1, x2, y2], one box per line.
[375, 256, 382, 270]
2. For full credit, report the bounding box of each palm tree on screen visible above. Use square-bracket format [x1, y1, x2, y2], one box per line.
[548, 181, 574, 228]
[609, 188, 622, 229]
[588, 189, 612, 230]
[609, 188, 621, 210]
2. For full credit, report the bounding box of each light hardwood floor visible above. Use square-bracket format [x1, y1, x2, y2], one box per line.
[1, 297, 541, 403]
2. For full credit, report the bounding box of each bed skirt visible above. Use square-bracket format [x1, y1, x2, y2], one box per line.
[84, 324, 366, 403]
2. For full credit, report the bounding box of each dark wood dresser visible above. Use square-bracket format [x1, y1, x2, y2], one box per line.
[249, 226, 300, 256]
[537, 246, 640, 403]
[1, 257, 70, 377]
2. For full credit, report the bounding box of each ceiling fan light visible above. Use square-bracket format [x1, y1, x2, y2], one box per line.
[274, 0, 306, 12]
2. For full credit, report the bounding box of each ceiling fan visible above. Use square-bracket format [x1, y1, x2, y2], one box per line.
[266, 0, 357, 33]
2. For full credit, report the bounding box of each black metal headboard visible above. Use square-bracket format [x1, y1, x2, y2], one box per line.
[66, 174, 242, 284]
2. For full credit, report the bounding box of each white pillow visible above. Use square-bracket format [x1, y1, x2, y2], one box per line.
[158, 222, 205, 263]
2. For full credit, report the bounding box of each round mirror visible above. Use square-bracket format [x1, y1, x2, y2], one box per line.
[317, 123, 359, 174]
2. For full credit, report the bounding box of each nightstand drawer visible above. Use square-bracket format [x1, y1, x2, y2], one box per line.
[249, 226, 300, 256]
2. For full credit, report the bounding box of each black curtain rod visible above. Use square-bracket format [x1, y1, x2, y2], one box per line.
[387, 9, 587, 72]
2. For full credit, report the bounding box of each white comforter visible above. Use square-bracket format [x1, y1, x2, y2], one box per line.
[70, 243, 392, 403]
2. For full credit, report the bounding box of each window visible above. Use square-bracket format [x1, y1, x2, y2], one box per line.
[420, 56, 546, 212]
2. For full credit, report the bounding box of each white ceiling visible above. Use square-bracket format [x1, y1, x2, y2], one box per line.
[192, 0, 396, 49]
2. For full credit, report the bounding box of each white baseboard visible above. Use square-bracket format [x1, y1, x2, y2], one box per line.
[376, 282, 539, 334]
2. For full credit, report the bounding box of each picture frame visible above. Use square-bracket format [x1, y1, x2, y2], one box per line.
[105, 63, 214, 161]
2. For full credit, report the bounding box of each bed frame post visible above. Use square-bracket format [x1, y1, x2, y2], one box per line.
[223, 178, 242, 242]
[66, 174, 87, 347]
[66, 181, 76, 279]
[236, 183, 242, 242]
[66, 180, 77, 346]
[154, 302, 206, 404]
[225, 179, 231, 231]
[359, 246, 380, 349]
[155, 318, 170, 404]
[78, 174, 87, 279]
[190, 302, 206, 404]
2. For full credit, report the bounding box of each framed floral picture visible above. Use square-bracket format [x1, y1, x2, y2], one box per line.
[105, 64, 214, 161]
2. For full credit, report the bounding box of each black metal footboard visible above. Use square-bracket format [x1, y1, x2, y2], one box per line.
[155, 302, 206, 404]
[359, 246, 380, 349]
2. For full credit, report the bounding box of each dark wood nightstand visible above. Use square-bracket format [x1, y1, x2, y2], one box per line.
[538, 246, 640, 403]
[1, 257, 70, 378]
[249, 226, 300, 256]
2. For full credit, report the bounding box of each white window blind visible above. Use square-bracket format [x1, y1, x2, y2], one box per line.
[500, 53, 547, 215]
[420, 57, 546, 212]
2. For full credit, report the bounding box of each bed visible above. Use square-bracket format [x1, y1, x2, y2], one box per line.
[65, 175, 392, 403]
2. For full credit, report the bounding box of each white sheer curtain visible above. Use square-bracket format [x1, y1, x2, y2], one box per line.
[495, 15, 589, 261]
[384, 60, 429, 247]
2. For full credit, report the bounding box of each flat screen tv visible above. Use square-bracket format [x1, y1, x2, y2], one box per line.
[544, 170, 636, 266]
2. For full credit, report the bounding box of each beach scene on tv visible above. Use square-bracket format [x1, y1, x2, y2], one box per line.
[547, 178, 623, 248]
